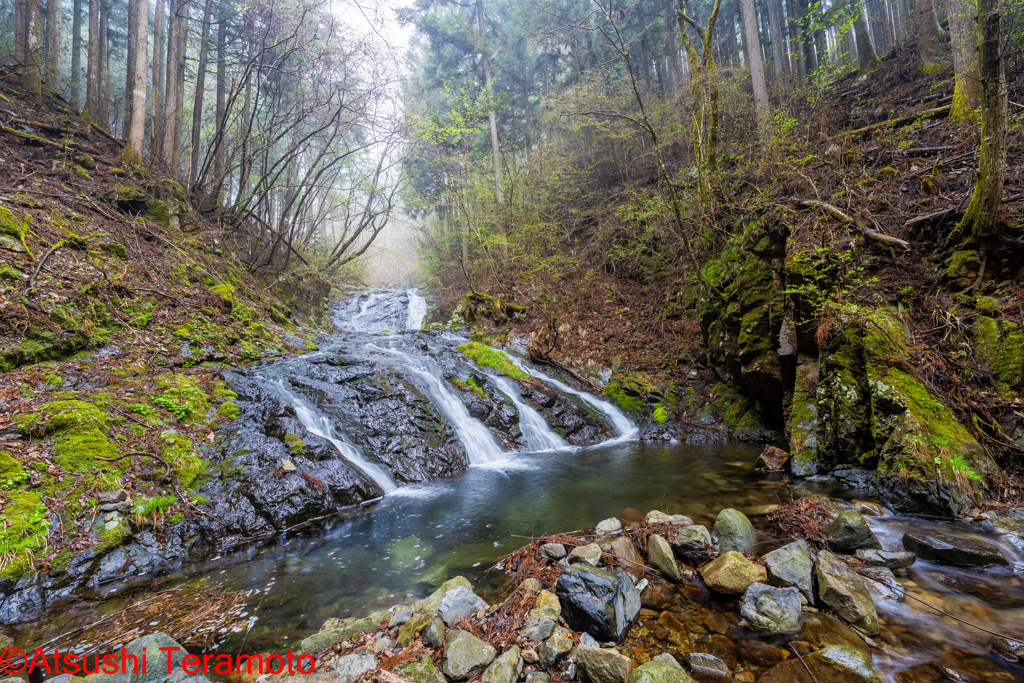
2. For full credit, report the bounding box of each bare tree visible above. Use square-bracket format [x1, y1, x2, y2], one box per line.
[127, 0, 149, 155]
[83, 0, 99, 120]
[476, 0, 504, 207]
[947, 0, 979, 120]
[44, 0, 61, 88]
[739, 0, 770, 130]
[23, 0, 42, 97]
[917, 0, 940, 70]
[189, 0, 215, 185]
[151, 0, 166, 156]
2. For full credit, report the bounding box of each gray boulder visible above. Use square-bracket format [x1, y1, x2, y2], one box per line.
[762, 540, 814, 603]
[86, 633, 188, 683]
[647, 534, 680, 581]
[714, 509, 757, 554]
[569, 543, 603, 566]
[686, 653, 730, 682]
[394, 657, 447, 683]
[740, 583, 802, 631]
[596, 517, 623, 534]
[442, 630, 497, 680]
[540, 543, 567, 560]
[414, 576, 473, 614]
[525, 674, 551, 683]
[671, 525, 711, 558]
[816, 551, 879, 635]
[861, 567, 903, 601]
[423, 617, 446, 648]
[902, 531, 1008, 566]
[301, 611, 390, 653]
[626, 660, 697, 683]
[854, 548, 916, 569]
[519, 615, 555, 643]
[482, 646, 523, 683]
[538, 627, 574, 667]
[439, 586, 488, 625]
[826, 511, 882, 554]
[645, 510, 693, 525]
[650, 654, 682, 670]
[330, 654, 377, 683]
[555, 565, 641, 643]
[576, 646, 634, 683]
[608, 537, 643, 576]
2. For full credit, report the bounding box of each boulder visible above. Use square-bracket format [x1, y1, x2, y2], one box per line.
[519, 616, 555, 643]
[826, 511, 882, 554]
[647, 535, 680, 581]
[854, 548, 916, 569]
[739, 583, 802, 631]
[521, 578, 543, 594]
[815, 551, 879, 635]
[540, 543, 567, 560]
[650, 654, 682, 670]
[482, 646, 523, 683]
[762, 540, 814, 603]
[671, 525, 712, 558]
[759, 644, 881, 683]
[626, 660, 696, 683]
[686, 653, 730, 682]
[86, 633, 187, 683]
[569, 543, 603, 566]
[530, 589, 561, 620]
[394, 657, 447, 683]
[423, 617, 445, 648]
[992, 636, 1024, 661]
[608, 537, 644, 576]
[755, 445, 789, 472]
[330, 654, 377, 683]
[525, 674, 551, 683]
[301, 611, 389, 653]
[555, 565, 641, 643]
[698, 551, 767, 595]
[799, 612, 871, 658]
[442, 630, 497, 680]
[398, 612, 435, 646]
[538, 627, 574, 666]
[439, 586, 488, 625]
[860, 567, 903, 601]
[902, 531, 1008, 566]
[714, 509, 757, 554]
[597, 517, 623, 534]
[576, 645, 634, 683]
[646, 510, 693, 525]
[414, 576, 473, 614]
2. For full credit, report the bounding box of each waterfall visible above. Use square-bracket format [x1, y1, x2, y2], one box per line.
[491, 376, 571, 452]
[270, 379, 398, 494]
[512, 360, 639, 444]
[349, 292, 380, 333]
[405, 289, 427, 330]
[366, 345, 504, 464]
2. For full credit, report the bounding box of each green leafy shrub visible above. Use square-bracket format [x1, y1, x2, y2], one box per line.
[456, 342, 529, 379]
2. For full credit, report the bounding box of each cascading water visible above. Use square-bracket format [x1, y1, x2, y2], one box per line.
[366, 344, 504, 464]
[490, 376, 571, 452]
[406, 289, 427, 330]
[513, 359, 639, 444]
[269, 378, 398, 493]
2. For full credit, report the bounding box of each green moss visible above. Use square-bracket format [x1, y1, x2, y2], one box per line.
[74, 165, 92, 180]
[456, 343, 529, 380]
[213, 383, 237, 400]
[944, 250, 980, 286]
[0, 450, 27, 486]
[49, 549, 73, 575]
[217, 401, 239, 421]
[0, 206, 26, 238]
[712, 383, 765, 439]
[452, 376, 487, 399]
[157, 431, 205, 488]
[143, 200, 171, 229]
[114, 184, 146, 202]
[96, 520, 131, 553]
[210, 284, 235, 308]
[133, 495, 177, 523]
[53, 428, 118, 471]
[101, 242, 127, 259]
[169, 513, 185, 524]
[879, 166, 898, 180]
[17, 399, 108, 436]
[0, 491, 48, 579]
[653, 404, 668, 424]
[283, 433, 306, 457]
[0, 264, 22, 282]
[160, 178, 186, 201]
[153, 373, 210, 422]
[973, 317, 1024, 388]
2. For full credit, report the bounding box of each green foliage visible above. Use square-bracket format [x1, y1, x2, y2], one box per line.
[652, 404, 668, 424]
[153, 374, 210, 422]
[784, 246, 878, 325]
[0, 491, 49, 579]
[157, 431, 205, 489]
[283, 433, 306, 457]
[451, 376, 487, 399]
[456, 343, 529, 379]
[133, 495, 178, 525]
[0, 450, 28, 489]
[217, 401, 240, 421]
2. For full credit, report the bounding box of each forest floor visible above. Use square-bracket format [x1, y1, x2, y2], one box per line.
[0, 68, 328, 581]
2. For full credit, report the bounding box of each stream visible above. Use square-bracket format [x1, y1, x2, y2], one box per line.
[6, 289, 1024, 682]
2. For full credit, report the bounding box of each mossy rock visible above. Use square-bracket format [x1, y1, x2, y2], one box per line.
[973, 317, 1024, 389]
[0, 333, 91, 372]
[143, 200, 171, 229]
[210, 284, 236, 308]
[100, 242, 128, 260]
[160, 178, 187, 202]
[457, 342, 529, 379]
[54, 427, 118, 471]
[0, 449, 26, 482]
[112, 184, 146, 202]
[604, 374, 658, 413]
[944, 250, 980, 289]
[0, 206, 27, 239]
[73, 154, 95, 170]
[73, 165, 92, 180]
[712, 382, 768, 440]
[0, 264, 22, 282]
[0, 490, 48, 580]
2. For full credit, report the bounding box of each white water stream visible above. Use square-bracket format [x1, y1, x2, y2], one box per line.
[491, 376, 571, 452]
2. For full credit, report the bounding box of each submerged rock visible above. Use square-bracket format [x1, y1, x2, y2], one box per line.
[755, 445, 789, 472]
[826, 511, 882, 554]
[442, 630, 497, 680]
[854, 548, 916, 569]
[714, 509, 757, 554]
[576, 645, 634, 683]
[626, 660, 697, 683]
[647, 534, 680, 581]
[555, 564, 641, 643]
[762, 540, 814, 603]
[902, 531, 1008, 566]
[815, 551, 879, 635]
[760, 644, 881, 683]
[799, 612, 871, 658]
[740, 583, 802, 631]
[686, 653, 730, 681]
[699, 551, 767, 595]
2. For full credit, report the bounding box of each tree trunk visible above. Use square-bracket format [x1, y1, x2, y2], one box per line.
[854, 0, 878, 68]
[785, 0, 805, 81]
[476, 0, 503, 206]
[96, 0, 108, 126]
[23, 0, 42, 97]
[83, 0, 99, 121]
[867, 0, 888, 53]
[125, 0, 137, 134]
[917, 0, 941, 70]
[739, 0, 770, 129]
[767, 0, 788, 84]
[151, 0, 165, 157]
[947, 0, 979, 120]
[127, 0, 148, 155]
[15, 0, 26, 64]
[213, 0, 227, 197]
[163, 0, 188, 175]
[190, 0, 214, 186]
[955, 0, 1005, 246]
[45, 0, 61, 88]
[71, 0, 83, 106]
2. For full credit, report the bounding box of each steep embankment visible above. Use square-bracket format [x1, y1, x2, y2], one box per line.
[0, 73, 329, 609]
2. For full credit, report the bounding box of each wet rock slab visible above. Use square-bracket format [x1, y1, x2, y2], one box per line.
[902, 530, 1008, 566]
[555, 565, 641, 643]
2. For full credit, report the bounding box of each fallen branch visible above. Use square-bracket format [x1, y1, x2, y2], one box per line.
[13, 118, 84, 138]
[2, 125, 73, 150]
[789, 643, 822, 683]
[905, 193, 1022, 230]
[843, 105, 951, 139]
[91, 122, 125, 147]
[904, 145, 957, 156]
[23, 241, 63, 294]
[796, 200, 911, 249]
